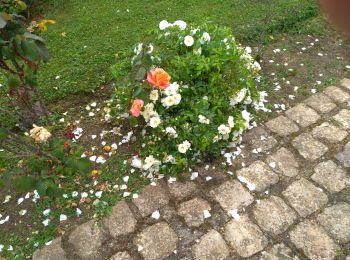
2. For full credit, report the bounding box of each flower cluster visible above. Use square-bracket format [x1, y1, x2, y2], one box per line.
[112, 21, 267, 178]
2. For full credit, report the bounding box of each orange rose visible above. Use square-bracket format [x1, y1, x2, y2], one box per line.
[147, 68, 171, 89]
[130, 99, 144, 117]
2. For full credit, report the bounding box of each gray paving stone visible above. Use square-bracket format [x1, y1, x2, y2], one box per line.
[292, 133, 328, 161]
[68, 220, 106, 259]
[178, 198, 211, 227]
[304, 93, 337, 114]
[336, 141, 350, 167]
[224, 215, 268, 257]
[341, 78, 350, 90]
[265, 115, 300, 136]
[290, 220, 339, 260]
[282, 178, 328, 217]
[253, 196, 297, 235]
[192, 229, 230, 260]
[237, 161, 279, 192]
[324, 86, 350, 103]
[260, 243, 299, 260]
[110, 251, 132, 260]
[134, 222, 178, 260]
[168, 180, 197, 201]
[104, 201, 137, 238]
[317, 203, 350, 243]
[211, 180, 254, 212]
[32, 237, 67, 260]
[286, 104, 320, 127]
[312, 122, 348, 143]
[333, 109, 350, 130]
[242, 127, 278, 152]
[312, 161, 350, 193]
[133, 181, 169, 217]
[266, 148, 299, 177]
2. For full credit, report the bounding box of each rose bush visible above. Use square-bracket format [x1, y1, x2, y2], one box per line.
[110, 20, 268, 178]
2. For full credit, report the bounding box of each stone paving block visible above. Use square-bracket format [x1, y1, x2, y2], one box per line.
[224, 215, 268, 257]
[68, 220, 106, 259]
[286, 104, 320, 127]
[341, 78, 350, 90]
[242, 127, 277, 152]
[312, 160, 350, 193]
[237, 161, 279, 192]
[317, 203, 350, 243]
[324, 86, 350, 103]
[265, 115, 300, 136]
[168, 180, 197, 201]
[312, 122, 348, 143]
[290, 220, 339, 260]
[282, 178, 328, 217]
[253, 196, 297, 235]
[333, 109, 350, 130]
[304, 93, 337, 114]
[192, 229, 230, 260]
[110, 251, 132, 260]
[260, 243, 299, 260]
[292, 133, 328, 161]
[104, 201, 137, 238]
[211, 180, 254, 212]
[178, 198, 211, 227]
[32, 237, 67, 260]
[132, 180, 169, 217]
[336, 141, 350, 168]
[134, 222, 178, 260]
[266, 147, 299, 177]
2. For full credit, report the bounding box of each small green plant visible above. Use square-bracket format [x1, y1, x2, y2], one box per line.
[0, 12, 54, 127]
[0, 0, 27, 14]
[111, 21, 268, 177]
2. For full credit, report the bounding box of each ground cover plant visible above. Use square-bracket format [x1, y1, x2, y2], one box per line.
[111, 21, 268, 178]
[0, 0, 350, 258]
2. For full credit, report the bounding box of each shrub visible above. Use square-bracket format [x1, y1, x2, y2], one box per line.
[111, 21, 268, 178]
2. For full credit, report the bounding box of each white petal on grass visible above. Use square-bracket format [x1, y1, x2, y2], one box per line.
[3, 195, 11, 204]
[190, 172, 199, 180]
[269, 162, 276, 168]
[42, 219, 50, 226]
[95, 191, 103, 198]
[76, 208, 82, 216]
[17, 197, 24, 205]
[123, 176, 129, 183]
[59, 214, 67, 221]
[19, 209, 27, 216]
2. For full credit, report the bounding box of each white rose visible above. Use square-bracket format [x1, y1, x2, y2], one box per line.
[242, 110, 251, 122]
[161, 95, 176, 108]
[200, 32, 211, 43]
[149, 116, 161, 128]
[159, 20, 169, 30]
[165, 127, 177, 138]
[163, 82, 179, 96]
[228, 116, 235, 128]
[149, 90, 159, 102]
[29, 125, 51, 143]
[184, 35, 194, 47]
[198, 115, 210, 124]
[218, 124, 231, 135]
[178, 140, 191, 154]
[174, 20, 187, 30]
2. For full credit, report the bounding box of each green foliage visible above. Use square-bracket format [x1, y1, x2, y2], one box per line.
[111, 21, 268, 177]
[0, 0, 27, 14]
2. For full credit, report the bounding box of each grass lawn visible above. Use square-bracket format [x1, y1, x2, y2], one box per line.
[1, 0, 350, 258]
[36, 0, 319, 101]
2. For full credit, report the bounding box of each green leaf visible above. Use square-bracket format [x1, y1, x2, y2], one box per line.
[35, 41, 49, 62]
[132, 86, 142, 98]
[21, 40, 40, 61]
[23, 32, 45, 43]
[1, 46, 15, 59]
[131, 66, 146, 81]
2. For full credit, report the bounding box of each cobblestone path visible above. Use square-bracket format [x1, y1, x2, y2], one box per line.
[33, 79, 350, 260]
